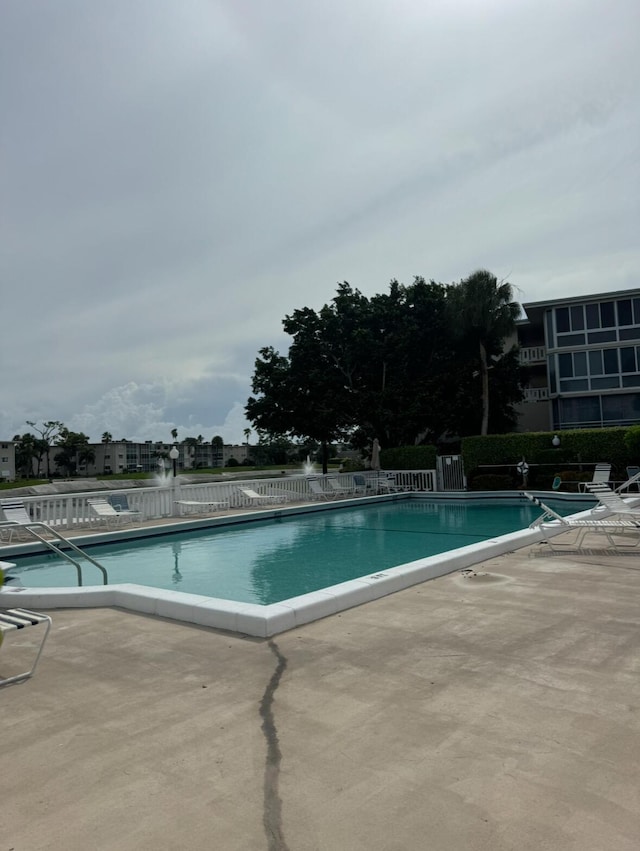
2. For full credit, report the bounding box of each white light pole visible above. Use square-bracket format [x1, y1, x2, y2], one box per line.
[169, 445, 179, 479]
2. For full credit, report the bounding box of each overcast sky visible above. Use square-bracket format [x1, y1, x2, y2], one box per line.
[2, 0, 638, 444]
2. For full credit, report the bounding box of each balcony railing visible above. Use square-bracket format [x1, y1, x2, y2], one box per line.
[522, 387, 549, 402]
[519, 346, 546, 363]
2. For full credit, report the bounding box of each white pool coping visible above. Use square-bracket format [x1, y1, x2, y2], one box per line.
[0, 492, 591, 637]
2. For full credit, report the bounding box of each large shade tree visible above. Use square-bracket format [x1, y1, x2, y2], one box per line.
[247, 274, 525, 459]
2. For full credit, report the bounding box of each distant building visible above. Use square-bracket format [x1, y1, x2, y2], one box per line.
[516, 287, 640, 432]
[53, 440, 252, 477]
[0, 440, 16, 481]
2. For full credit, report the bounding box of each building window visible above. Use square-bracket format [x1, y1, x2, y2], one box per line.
[586, 303, 600, 329]
[602, 393, 640, 423]
[618, 300, 633, 326]
[588, 350, 603, 375]
[556, 307, 570, 333]
[620, 347, 635, 371]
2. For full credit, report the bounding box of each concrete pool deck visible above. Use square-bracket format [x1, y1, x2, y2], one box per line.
[2, 543, 639, 850]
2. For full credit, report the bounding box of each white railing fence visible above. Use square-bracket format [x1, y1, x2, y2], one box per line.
[7, 470, 439, 531]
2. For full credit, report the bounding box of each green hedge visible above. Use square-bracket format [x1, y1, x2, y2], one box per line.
[624, 425, 640, 456]
[468, 474, 515, 491]
[380, 445, 437, 470]
[462, 427, 633, 480]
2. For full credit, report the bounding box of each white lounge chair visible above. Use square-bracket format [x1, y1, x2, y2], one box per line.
[585, 482, 640, 517]
[0, 607, 53, 687]
[236, 488, 286, 506]
[0, 499, 37, 542]
[525, 492, 640, 551]
[616, 467, 640, 493]
[326, 476, 354, 496]
[87, 497, 135, 527]
[307, 479, 334, 500]
[371, 474, 403, 494]
[174, 499, 229, 516]
[578, 463, 611, 492]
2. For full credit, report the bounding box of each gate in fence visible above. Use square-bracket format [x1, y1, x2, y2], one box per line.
[436, 455, 466, 491]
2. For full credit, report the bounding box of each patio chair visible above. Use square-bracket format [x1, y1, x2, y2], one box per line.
[326, 476, 354, 496]
[524, 492, 640, 552]
[1, 564, 53, 687]
[352, 475, 368, 495]
[585, 482, 640, 517]
[236, 487, 286, 506]
[616, 467, 640, 493]
[306, 478, 334, 500]
[174, 499, 229, 516]
[0, 607, 53, 687]
[578, 463, 611, 492]
[372, 474, 403, 494]
[107, 494, 141, 518]
[0, 499, 37, 542]
[87, 497, 135, 527]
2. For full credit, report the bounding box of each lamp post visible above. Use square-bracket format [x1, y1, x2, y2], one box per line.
[169, 445, 179, 478]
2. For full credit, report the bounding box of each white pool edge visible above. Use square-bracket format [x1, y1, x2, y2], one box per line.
[0, 524, 547, 637]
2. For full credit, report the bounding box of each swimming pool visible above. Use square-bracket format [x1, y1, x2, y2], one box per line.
[0, 493, 592, 637]
[8, 496, 586, 603]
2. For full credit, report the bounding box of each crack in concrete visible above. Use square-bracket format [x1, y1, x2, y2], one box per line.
[259, 639, 290, 851]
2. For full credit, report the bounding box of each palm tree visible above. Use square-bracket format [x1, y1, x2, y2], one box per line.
[448, 270, 520, 435]
[101, 432, 112, 474]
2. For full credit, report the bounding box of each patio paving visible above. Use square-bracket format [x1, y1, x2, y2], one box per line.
[1, 544, 639, 850]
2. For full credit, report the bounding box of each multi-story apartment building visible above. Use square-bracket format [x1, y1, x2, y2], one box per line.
[516, 287, 640, 432]
[0, 440, 16, 481]
[76, 440, 249, 476]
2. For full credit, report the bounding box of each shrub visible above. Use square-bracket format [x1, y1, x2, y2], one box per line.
[380, 445, 437, 470]
[468, 474, 515, 491]
[624, 425, 640, 459]
[226, 457, 239, 467]
[462, 427, 630, 480]
[340, 458, 366, 472]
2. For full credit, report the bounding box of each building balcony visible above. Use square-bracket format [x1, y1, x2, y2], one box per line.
[522, 387, 549, 402]
[519, 346, 546, 363]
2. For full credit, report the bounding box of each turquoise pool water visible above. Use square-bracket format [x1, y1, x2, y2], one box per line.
[9, 498, 588, 604]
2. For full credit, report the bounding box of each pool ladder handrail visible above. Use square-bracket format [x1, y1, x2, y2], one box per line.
[0, 521, 108, 586]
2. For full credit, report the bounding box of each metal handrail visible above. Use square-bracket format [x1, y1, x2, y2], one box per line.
[0, 521, 108, 586]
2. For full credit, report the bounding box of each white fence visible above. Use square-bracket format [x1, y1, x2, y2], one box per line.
[6, 470, 438, 531]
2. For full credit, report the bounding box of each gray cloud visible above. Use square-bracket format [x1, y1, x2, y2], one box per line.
[2, 0, 639, 442]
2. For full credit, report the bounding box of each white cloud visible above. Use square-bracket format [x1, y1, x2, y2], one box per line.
[1, 0, 639, 443]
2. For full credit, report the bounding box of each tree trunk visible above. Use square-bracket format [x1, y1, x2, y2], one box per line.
[479, 341, 490, 436]
[321, 441, 329, 475]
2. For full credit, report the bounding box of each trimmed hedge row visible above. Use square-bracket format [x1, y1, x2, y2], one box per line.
[380, 445, 437, 470]
[462, 427, 634, 480]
